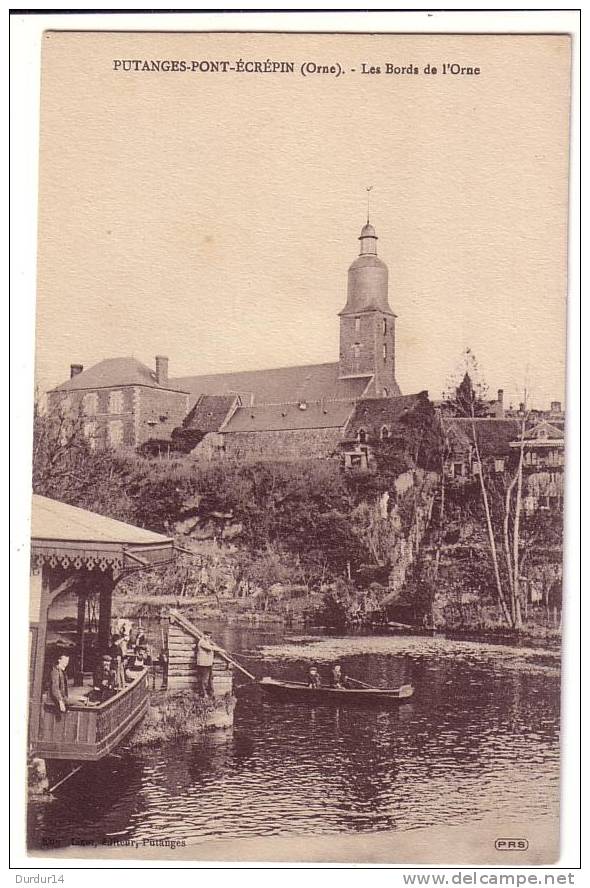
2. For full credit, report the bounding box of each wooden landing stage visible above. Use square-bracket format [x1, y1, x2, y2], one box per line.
[166, 609, 233, 694]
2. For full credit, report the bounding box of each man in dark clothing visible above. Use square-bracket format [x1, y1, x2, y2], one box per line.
[329, 664, 351, 689]
[50, 653, 69, 714]
[90, 654, 114, 703]
[196, 631, 217, 698]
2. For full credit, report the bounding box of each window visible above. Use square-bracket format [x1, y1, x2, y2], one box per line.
[354, 317, 361, 337]
[84, 421, 97, 449]
[383, 344, 387, 362]
[358, 428, 367, 444]
[494, 458, 505, 473]
[453, 462, 464, 477]
[82, 392, 98, 415]
[382, 318, 387, 336]
[383, 387, 389, 398]
[109, 390, 124, 414]
[381, 426, 390, 440]
[108, 420, 124, 447]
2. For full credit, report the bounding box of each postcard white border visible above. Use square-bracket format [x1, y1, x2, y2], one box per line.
[9, 8, 581, 881]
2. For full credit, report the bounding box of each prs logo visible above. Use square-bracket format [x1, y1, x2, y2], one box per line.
[495, 838, 529, 851]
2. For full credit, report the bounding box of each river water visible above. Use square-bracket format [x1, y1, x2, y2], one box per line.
[28, 624, 560, 850]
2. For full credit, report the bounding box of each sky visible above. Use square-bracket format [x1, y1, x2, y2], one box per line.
[34, 31, 570, 409]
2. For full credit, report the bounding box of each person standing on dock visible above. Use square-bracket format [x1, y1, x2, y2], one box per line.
[49, 653, 69, 715]
[196, 631, 216, 698]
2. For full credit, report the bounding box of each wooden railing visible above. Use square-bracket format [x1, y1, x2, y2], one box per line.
[34, 669, 149, 761]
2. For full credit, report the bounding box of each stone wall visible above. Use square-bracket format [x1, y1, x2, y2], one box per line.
[49, 385, 189, 448]
[137, 387, 189, 445]
[191, 427, 344, 461]
[339, 310, 397, 397]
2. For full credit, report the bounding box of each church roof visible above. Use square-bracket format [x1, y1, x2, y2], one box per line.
[222, 399, 357, 433]
[344, 392, 430, 438]
[171, 362, 372, 410]
[183, 394, 239, 432]
[51, 357, 188, 393]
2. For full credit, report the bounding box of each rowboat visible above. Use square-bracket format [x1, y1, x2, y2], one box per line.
[258, 676, 415, 706]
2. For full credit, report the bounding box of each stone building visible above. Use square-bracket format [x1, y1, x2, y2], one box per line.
[48, 219, 415, 459]
[511, 420, 565, 512]
[48, 356, 189, 449]
[443, 418, 520, 481]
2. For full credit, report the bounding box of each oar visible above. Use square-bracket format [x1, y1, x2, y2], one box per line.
[168, 609, 257, 682]
[212, 644, 257, 682]
[346, 676, 377, 690]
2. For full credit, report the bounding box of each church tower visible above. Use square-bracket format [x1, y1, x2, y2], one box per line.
[338, 220, 400, 398]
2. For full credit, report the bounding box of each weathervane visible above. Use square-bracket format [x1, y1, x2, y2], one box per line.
[366, 185, 374, 224]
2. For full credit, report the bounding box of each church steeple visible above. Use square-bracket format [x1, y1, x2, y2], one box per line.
[338, 218, 400, 398]
[359, 222, 378, 255]
[339, 220, 394, 317]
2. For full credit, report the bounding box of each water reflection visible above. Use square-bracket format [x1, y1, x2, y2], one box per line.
[29, 628, 560, 849]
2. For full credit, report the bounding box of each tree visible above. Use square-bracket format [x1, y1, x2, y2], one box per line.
[442, 350, 515, 627]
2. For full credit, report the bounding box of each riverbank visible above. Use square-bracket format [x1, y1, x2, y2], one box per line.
[112, 593, 561, 650]
[126, 690, 235, 748]
[30, 814, 559, 865]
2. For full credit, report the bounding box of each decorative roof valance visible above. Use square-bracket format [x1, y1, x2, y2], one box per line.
[30, 495, 176, 573]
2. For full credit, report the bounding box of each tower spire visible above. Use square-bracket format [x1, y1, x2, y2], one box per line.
[366, 185, 373, 224]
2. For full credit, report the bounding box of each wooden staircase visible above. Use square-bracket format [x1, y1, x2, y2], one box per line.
[166, 609, 233, 694]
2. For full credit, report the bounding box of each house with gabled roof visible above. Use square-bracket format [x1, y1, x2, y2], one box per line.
[510, 420, 565, 512]
[48, 356, 189, 448]
[442, 417, 521, 480]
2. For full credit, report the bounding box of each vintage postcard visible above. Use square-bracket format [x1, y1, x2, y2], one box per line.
[20, 24, 574, 866]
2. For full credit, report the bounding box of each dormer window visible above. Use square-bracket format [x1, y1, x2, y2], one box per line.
[381, 426, 390, 440]
[358, 428, 367, 444]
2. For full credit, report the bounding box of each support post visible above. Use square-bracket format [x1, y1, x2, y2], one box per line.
[29, 567, 54, 750]
[98, 570, 114, 653]
[75, 589, 86, 685]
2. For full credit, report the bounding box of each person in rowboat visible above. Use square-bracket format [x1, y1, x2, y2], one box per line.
[307, 666, 321, 689]
[329, 664, 352, 689]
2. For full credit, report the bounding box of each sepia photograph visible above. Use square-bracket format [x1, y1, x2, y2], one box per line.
[13, 18, 577, 868]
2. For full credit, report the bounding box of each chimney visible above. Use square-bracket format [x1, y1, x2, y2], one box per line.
[70, 364, 83, 379]
[519, 402, 525, 413]
[497, 389, 504, 404]
[551, 400, 562, 412]
[496, 389, 504, 418]
[155, 355, 169, 387]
